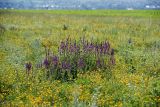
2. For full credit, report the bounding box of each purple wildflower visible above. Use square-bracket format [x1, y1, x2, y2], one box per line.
[65, 38, 70, 52]
[43, 58, 50, 69]
[96, 58, 101, 67]
[62, 60, 71, 70]
[74, 41, 78, 53]
[76, 44, 80, 53]
[69, 44, 75, 53]
[77, 58, 85, 68]
[83, 44, 87, 52]
[52, 56, 59, 66]
[100, 43, 103, 55]
[88, 42, 94, 52]
[25, 62, 32, 74]
[103, 41, 108, 54]
[58, 46, 61, 54]
[95, 43, 99, 55]
[60, 41, 65, 53]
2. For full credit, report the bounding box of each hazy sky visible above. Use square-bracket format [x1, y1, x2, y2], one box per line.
[0, 0, 159, 9]
[0, 0, 149, 3]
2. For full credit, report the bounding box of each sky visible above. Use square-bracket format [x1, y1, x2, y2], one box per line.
[0, 0, 159, 9]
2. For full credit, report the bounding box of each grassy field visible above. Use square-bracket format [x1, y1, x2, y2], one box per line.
[0, 10, 160, 106]
[1, 9, 160, 18]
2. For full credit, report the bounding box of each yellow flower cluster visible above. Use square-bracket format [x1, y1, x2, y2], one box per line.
[28, 95, 42, 105]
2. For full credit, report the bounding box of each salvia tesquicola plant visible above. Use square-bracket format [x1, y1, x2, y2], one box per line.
[25, 37, 115, 81]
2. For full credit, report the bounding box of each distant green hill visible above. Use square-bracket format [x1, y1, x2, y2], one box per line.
[0, 9, 160, 18]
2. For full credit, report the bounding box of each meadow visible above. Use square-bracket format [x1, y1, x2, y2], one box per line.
[0, 10, 160, 106]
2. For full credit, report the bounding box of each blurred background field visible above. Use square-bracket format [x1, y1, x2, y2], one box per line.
[0, 10, 160, 106]
[1, 9, 160, 17]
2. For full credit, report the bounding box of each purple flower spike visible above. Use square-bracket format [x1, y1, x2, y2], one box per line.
[43, 58, 50, 69]
[60, 41, 65, 53]
[66, 37, 69, 45]
[69, 44, 75, 53]
[52, 56, 59, 66]
[58, 46, 61, 54]
[65, 44, 68, 52]
[96, 58, 101, 67]
[62, 60, 70, 70]
[60, 41, 65, 49]
[25, 62, 32, 71]
[78, 58, 85, 68]
[76, 44, 80, 53]
[74, 41, 78, 53]
[95, 44, 99, 55]
[100, 43, 103, 55]
[88, 42, 94, 52]
[66, 61, 71, 70]
[103, 41, 108, 54]
[83, 44, 87, 52]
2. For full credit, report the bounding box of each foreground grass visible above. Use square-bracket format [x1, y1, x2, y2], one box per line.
[0, 10, 160, 106]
